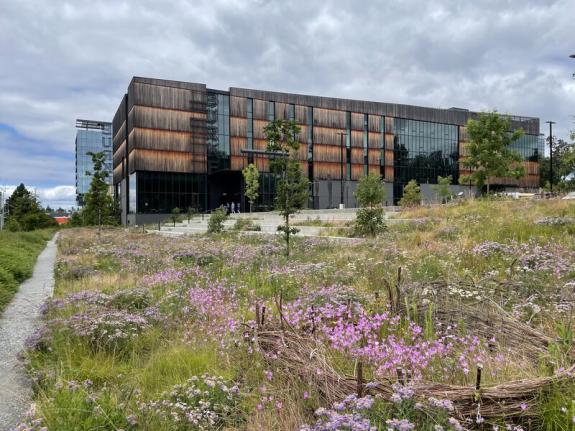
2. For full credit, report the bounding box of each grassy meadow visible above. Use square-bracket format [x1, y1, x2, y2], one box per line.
[0, 229, 54, 313]
[16, 199, 575, 430]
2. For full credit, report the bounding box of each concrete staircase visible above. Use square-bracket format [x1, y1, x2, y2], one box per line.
[152, 208, 365, 237]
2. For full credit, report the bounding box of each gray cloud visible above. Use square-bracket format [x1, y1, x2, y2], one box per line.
[1, 0, 574, 191]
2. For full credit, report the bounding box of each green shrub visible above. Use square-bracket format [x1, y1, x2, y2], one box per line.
[207, 207, 229, 234]
[399, 179, 422, 207]
[233, 218, 261, 231]
[354, 207, 387, 237]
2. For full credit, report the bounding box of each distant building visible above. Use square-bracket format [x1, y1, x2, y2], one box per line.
[112, 77, 543, 225]
[53, 216, 70, 225]
[75, 119, 113, 206]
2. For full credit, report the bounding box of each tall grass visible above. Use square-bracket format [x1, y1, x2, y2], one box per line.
[0, 229, 54, 313]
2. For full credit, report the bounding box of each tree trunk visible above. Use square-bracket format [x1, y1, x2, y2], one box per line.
[285, 211, 290, 257]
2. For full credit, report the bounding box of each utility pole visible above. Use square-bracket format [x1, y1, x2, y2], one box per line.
[337, 132, 346, 208]
[545, 121, 556, 192]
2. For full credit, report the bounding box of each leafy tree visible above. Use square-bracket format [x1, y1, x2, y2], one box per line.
[539, 137, 575, 191]
[460, 112, 525, 194]
[399, 180, 422, 207]
[81, 151, 118, 227]
[242, 163, 260, 212]
[432, 175, 452, 203]
[207, 206, 229, 234]
[264, 119, 309, 256]
[5, 183, 56, 231]
[170, 207, 181, 227]
[354, 173, 387, 237]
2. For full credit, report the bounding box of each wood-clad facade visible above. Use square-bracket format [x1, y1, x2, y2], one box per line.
[113, 77, 541, 224]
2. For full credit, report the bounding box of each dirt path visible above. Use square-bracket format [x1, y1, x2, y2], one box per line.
[0, 233, 58, 431]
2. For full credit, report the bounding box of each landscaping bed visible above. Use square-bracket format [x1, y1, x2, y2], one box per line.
[17, 200, 575, 430]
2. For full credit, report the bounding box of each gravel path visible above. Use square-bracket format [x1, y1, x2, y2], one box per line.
[0, 233, 58, 431]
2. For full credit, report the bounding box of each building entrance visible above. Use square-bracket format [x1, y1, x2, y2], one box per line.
[208, 170, 243, 211]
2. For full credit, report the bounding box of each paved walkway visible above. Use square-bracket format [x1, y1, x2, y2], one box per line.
[0, 233, 58, 431]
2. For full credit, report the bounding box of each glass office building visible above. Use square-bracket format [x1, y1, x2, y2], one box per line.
[75, 119, 113, 206]
[112, 77, 542, 224]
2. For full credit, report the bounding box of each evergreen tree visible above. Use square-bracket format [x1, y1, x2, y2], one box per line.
[5, 183, 56, 231]
[399, 180, 422, 207]
[460, 112, 525, 194]
[354, 173, 387, 237]
[81, 151, 118, 227]
[264, 119, 309, 256]
[242, 163, 260, 212]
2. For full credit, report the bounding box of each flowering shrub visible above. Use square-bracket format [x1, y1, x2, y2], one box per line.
[300, 389, 466, 431]
[535, 217, 575, 226]
[137, 374, 241, 430]
[299, 394, 376, 431]
[59, 310, 150, 351]
[284, 297, 484, 380]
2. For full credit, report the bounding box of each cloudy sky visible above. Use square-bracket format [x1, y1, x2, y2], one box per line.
[1, 0, 574, 208]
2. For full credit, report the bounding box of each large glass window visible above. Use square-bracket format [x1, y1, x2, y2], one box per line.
[128, 172, 137, 214]
[393, 118, 459, 190]
[207, 92, 230, 157]
[508, 134, 543, 162]
[363, 114, 368, 175]
[267, 101, 275, 121]
[247, 98, 253, 150]
[136, 171, 207, 213]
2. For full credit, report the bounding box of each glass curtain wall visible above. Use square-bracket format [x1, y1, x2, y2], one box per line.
[136, 172, 207, 213]
[75, 124, 112, 205]
[207, 92, 230, 172]
[508, 134, 544, 162]
[393, 118, 459, 202]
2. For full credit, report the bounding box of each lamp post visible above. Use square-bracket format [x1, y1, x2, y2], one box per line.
[337, 132, 346, 208]
[545, 121, 556, 192]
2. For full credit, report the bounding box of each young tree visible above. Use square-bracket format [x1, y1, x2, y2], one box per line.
[82, 151, 118, 227]
[432, 175, 452, 204]
[460, 112, 525, 194]
[399, 179, 422, 207]
[354, 173, 387, 237]
[170, 207, 181, 227]
[207, 206, 229, 234]
[242, 163, 260, 213]
[264, 119, 309, 257]
[186, 206, 198, 224]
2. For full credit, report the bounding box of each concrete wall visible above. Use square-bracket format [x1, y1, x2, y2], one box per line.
[419, 184, 479, 203]
[312, 180, 395, 209]
[127, 213, 171, 226]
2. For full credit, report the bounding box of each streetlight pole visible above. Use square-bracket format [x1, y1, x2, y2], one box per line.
[545, 121, 555, 192]
[337, 132, 346, 208]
